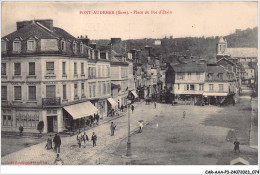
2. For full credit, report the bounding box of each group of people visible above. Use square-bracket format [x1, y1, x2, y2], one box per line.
[76, 132, 98, 148]
[86, 114, 100, 127]
[45, 134, 61, 153]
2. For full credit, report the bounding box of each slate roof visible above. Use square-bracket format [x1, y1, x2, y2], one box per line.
[172, 62, 206, 73]
[226, 48, 258, 58]
[2, 22, 76, 41]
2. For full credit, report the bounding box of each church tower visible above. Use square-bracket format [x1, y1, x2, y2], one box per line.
[216, 37, 227, 55]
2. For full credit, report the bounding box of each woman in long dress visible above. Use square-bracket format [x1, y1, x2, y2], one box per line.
[45, 135, 53, 150]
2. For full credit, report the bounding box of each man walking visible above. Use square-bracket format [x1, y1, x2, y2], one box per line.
[234, 139, 240, 153]
[77, 134, 82, 148]
[139, 122, 143, 133]
[82, 132, 89, 148]
[121, 105, 124, 112]
[154, 102, 156, 109]
[53, 134, 61, 153]
[110, 122, 116, 136]
[131, 105, 135, 114]
[183, 111, 186, 119]
[96, 114, 100, 125]
[91, 132, 97, 147]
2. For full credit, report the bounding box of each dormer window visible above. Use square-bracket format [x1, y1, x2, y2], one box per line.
[80, 42, 84, 54]
[61, 40, 66, 51]
[73, 42, 77, 54]
[27, 39, 36, 51]
[13, 39, 21, 53]
[1, 40, 7, 52]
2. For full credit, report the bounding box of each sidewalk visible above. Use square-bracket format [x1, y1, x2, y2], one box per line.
[2, 101, 161, 165]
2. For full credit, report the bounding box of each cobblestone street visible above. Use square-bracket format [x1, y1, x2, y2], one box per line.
[2, 101, 162, 165]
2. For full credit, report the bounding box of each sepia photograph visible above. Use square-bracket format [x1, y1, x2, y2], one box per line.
[1, 1, 259, 174]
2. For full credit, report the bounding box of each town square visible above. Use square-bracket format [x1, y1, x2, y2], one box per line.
[0, 1, 258, 174]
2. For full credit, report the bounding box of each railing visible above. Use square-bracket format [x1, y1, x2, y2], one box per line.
[42, 97, 61, 106]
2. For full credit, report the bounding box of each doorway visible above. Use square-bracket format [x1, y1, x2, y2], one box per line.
[47, 116, 54, 132]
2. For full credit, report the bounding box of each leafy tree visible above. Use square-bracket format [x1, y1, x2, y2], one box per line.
[37, 121, 44, 134]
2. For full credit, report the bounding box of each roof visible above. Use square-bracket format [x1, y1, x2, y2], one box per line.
[172, 62, 206, 73]
[226, 48, 258, 58]
[206, 65, 226, 73]
[2, 22, 76, 41]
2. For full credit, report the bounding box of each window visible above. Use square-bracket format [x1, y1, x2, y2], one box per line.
[27, 40, 35, 51]
[81, 63, 84, 75]
[93, 84, 96, 97]
[16, 113, 39, 127]
[98, 66, 101, 77]
[107, 82, 110, 94]
[1, 40, 6, 52]
[188, 73, 191, 80]
[208, 73, 213, 80]
[1, 86, 7, 100]
[1, 63, 6, 75]
[81, 83, 85, 97]
[209, 84, 214, 91]
[177, 84, 180, 90]
[177, 73, 185, 80]
[13, 40, 21, 53]
[102, 66, 105, 77]
[219, 84, 224, 92]
[14, 86, 22, 100]
[89, 85, 92, 98]
[73, 42, 77, 53]
[80, 43, 84, 54]
[2, 110, 12, 126]
[218, 73, 223, 80]
[63, 85, 67, 99]
[103, 83, 106, 95]
[74, 84, 78, 98]
[199, 84, 204, 91]
[62, 62, 66, 75]
[190, 84, 195, 91]
[14, 63, 21, 75]
[98, 82, 101, 96]
[29, 62, 35, 75]
[46, 62, 54, 75]
[28, 86, 36, 101]
[196, 73, 200, 80]
[88, 67, 91, 78]
[61, 40, 66, 51]
[107, 66, 110, 77]
[74, 63, 77, 75]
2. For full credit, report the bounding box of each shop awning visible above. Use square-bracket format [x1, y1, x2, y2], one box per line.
[203, 92, 228, 97]
[107, 98, 117, 108]
[63, 101, 98, 120]
[131, 90, 138, 98]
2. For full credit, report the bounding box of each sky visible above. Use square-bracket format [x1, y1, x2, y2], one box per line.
[1, 1, 258, 40]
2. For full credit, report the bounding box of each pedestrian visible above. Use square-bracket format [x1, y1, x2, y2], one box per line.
[154, 102, 156, 108]
[53, 134, 58, 153]
[121, 105, 124, 112]
[54, 154, 64, 165]
[82, 132, 89, 148]
[234, 139, 240, 153]
[110, 122, 116, 136]
[77, 133, 82, 148]
[131, 105, 135, 114]
[139, 122, 143, 133]
[56, 134, 61, 153]
[183, 111, 186, 119]
[90, 115, 94, 127]
[45, 135, 53, 150]
[96, 114, 100, 125]
[91, 132, 97, 147]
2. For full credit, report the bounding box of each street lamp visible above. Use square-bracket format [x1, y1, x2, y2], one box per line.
[126, 90, 132, 157]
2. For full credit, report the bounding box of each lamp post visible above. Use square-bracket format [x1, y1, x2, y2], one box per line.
[124, 90, 132, 157]
[126, 93, 132, 157]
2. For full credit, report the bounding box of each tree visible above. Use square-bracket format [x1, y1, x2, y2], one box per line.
[37, 121, 44, 135]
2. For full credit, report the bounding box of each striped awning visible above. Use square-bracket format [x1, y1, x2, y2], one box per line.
[63, 101, 97, 120]
[107, 98, 117, 108]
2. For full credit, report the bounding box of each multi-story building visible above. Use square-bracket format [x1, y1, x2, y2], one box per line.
[203, 64, 237, 105]
[1, 19, 111, 133]
[172, 62, 206, 104]
[216, 37, 258, 85]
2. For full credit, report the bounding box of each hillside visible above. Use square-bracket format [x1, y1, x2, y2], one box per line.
[92, 27, 258, 60]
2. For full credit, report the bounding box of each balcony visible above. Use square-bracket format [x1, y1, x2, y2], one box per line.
[42, 97, 61, 107]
